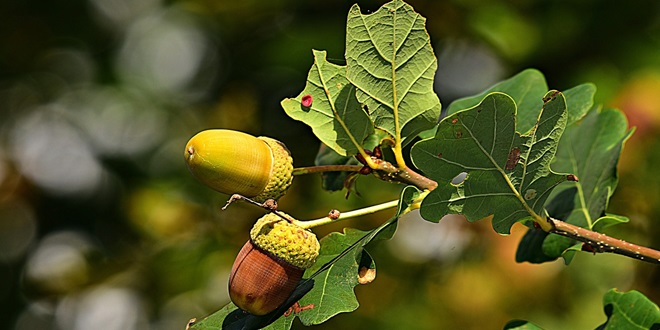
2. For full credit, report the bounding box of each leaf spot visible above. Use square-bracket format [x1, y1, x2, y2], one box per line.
[455, 128, 463, 139]
[505, 147, 521, 171]
[524, 189, 537, 200]
[542, 90, 560, 103]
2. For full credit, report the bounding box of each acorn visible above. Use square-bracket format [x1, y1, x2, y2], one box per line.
[184, 129, 293, 202]
[229, 213, 320, 315]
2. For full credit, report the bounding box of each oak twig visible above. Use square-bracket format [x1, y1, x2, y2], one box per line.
[371, 159, 438, 191]
[292, 165, 364, 176]
[548, 217, 660, 264]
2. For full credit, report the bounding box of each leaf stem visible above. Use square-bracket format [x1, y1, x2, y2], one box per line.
[292, 165, 364, 176]
[294, 199, 400, 229]
[548, 217, 660, 264]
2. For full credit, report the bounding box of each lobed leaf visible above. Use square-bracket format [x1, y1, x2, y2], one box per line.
[564, 83, 596, 125]
[446, 69, 547, 134]
[411, 91, 568, 234]
[281, 49, 373, 156]
[295, 185, 420, 325]
[504, 289, 660, 330]
[446, 69, 595, 134]
[191, 185, 419, 330]
[596, 289, 660, 330]
[345, 0, 441, 143]
[295, 228, 369, 325]
[517, 107, 633, 264]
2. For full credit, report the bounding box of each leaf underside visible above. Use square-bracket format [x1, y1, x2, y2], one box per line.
[345, 0, 441, 143]
[281, 50, 373, 157]
[283, 0, 442, 158]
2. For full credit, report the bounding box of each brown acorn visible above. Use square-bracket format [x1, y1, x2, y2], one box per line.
[184, 129, 293, 202]
[229, 213, 320, 315]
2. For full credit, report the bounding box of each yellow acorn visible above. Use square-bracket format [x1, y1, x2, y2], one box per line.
[184, 129, 293, 202]
[229, 213, 320, 315]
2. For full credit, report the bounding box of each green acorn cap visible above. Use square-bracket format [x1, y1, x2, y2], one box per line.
[250, 213, 319, 269]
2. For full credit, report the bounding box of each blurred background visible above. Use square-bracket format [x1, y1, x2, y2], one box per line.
[1, 0, 660, 329]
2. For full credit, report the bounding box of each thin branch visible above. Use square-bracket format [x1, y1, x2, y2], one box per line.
[292, 165, 364, 176]
[548, 217, 660, 264]
[371, 159, 438, 191]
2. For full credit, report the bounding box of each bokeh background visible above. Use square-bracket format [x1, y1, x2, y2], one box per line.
[1, 0, 660, 329]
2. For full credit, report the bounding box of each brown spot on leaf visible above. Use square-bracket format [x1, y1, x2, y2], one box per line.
[542, 90, 560, 103]
[505, 147, 521, 171]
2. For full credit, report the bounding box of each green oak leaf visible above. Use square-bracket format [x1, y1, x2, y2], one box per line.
[411, 91, 568, 234]
[295, 185, 419, 325]
[564, 83, 596, 125]
[517, 108, 633, 264]
[446, 69, 547, 134]
[295, 228, 369, 325]
[446, 69, 595, 134]
[596, 289, 660, 330]
[194, 186, 419, 330]
[504, 289, 660, 330]
[345, 0, 441, 143]
[281, 49, 373, 156]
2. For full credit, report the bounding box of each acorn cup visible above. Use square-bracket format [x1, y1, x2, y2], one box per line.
[229, 213, 320, 315]
[184, 129, 294, 202]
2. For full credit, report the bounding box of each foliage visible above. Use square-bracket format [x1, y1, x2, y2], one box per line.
[191, 1, 659, 329]
[412, 91, 567, 234]
[4, 0, 660, 329]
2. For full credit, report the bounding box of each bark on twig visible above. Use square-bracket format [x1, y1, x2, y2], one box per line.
[548, 217, 660, 264]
